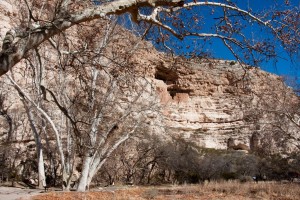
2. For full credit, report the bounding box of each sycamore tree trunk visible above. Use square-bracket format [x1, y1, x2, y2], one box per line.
[23, 100, 46, 189]
[77, 154, 93, 192]
[77, 132, 132, 191]
[8, 76, 71, 190]
[75, 77, 141, 192]
[37, 148, 46, 188]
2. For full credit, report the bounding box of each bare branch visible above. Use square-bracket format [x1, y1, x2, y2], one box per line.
[0, 0, 184, 76]
[168, 1, 276, 28]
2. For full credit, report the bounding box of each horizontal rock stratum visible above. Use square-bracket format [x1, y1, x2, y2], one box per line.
[151, 57, 298, 150]
[0, 0, 298, 157]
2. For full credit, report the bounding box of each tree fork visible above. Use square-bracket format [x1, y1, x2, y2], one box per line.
[0, 0, 184, 77]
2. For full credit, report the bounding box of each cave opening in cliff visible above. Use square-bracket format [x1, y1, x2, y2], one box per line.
[154, 66, 179, 84]
[154, 66, 194, 98]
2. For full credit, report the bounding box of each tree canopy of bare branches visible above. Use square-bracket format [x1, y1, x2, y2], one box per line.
[0, 0, 299, 76]
[0, 0, 299, 192]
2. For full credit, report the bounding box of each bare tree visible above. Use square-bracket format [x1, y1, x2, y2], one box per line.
[0, 0, 299, 76]
[1, 5, 161, 191]
[0, 94, 13, 183]
[239, 73, 300, 156]
[0, 95, 12, 143]
[0, 0, 299, 191]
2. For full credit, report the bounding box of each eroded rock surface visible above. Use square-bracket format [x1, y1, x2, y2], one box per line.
[0, 0, 298, 153]
[150, 58, 297, 149]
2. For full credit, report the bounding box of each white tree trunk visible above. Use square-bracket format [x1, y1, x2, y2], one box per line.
[7, 76, 69, 189]
[86, 133, 132, 187]
[77, 155, 92, 192]
[38, 148, 46, 188]
[22, 100, 46, 189]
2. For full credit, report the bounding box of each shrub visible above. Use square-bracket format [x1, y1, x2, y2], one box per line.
[239, 176, 253, 183]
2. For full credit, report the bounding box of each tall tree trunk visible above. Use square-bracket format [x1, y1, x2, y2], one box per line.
[8, 76, 69, 190]
[77, 154, 92, 192]
[37, 148, 46, 188]
[23, 100, 46, 189]
[85, 133, 132, 188]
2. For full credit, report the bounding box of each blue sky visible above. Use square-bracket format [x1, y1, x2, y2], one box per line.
[142, 0, 300, 87]
[212, 0, 299, 87]
[117, 0, 299, 87]
[223, 0, 300, 87]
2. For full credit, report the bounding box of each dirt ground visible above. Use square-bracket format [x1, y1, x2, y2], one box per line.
[0, 186, 43, 200]
[1, 181, 300, 200]
[32, 182, 300, 200]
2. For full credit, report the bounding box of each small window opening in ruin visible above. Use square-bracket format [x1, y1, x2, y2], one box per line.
[167, 88, 193, 99]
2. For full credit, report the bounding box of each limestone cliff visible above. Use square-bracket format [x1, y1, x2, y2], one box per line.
[0, 0, 299, 154]
[150, 58, 298, 150]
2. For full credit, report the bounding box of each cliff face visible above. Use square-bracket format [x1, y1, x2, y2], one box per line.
[151, 58, 297, 149]
[120, 37, 299, 151]
[0, 0, 298, 153]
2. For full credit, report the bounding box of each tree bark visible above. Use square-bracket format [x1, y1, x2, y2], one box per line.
[23, 100, 46, 189]
[38, 148, 46, 188]
[77, 154, 92, 192]
[85, 133, 132, 189]
[7, 76, 70, 189]
[0, 0, 184, 77]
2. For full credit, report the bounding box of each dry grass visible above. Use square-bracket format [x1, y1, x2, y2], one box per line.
[31, 181, 300, 200]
